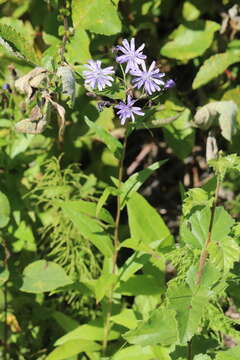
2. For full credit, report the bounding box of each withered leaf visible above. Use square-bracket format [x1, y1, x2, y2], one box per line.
[15, 115, 47, 135]
[15, 67, 48, 99]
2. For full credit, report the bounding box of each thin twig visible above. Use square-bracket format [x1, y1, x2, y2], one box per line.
[59, 1, 69, 64]
[102, 130, 128, 354]
[195, 176, 221, 285]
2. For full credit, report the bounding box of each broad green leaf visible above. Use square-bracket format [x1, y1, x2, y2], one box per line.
[222, 87, 240, 124]
[208, 237, 240, 274]
[94, 273, 116, 303]
[66, 28, 91, 64]
[193, 355, 212, 360]
[0, 23, 38, 63]
[72, 0, 121, 35]
[180, 206, 234, 249]
[52, 311, 79, 333]
[117, 274, 165, 296]
[120, 160, 166, 208]
[0, 191, 10, 228]
[193, 52, 240, 89]
[111, 309, 138, 329]
[182, 1, 201, 21]
[168, 285, 208, 344]
[112, 345, 155, 360]
[55, 319, 119, 346]
[186, 263, 221, 292]
[46, 339, 100, 360]
[123, 308, 178, 346]
[160, 20, 220, 60]
[85, 117, 123, 160]
[0, 265, 9, 286]
[216, 345, 240, 360]
[20, 260, 73, 293]
[61, 201, 114, 257]
[127, 192, 173, 249]
[13, 221, 36, 252]
[163, 109, 195, 160]
[152, 346, 172, 360]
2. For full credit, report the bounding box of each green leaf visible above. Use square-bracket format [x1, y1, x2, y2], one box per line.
[111, 309, 138, 330]
[0, 23, 38, 63]
[65, 28, 91, 64]
[182, 188, 212, 216]
[0, 265, 9, 286]
[193, 355, 212, 360]
[186, 263, 221, 292]
[61, 201, 114, 257]
[72, 0, 121, 35]
[112, 345, 155, 360]
[163, 109, 195, 160]
[182, 1, 201, 21]
[208, 237, 240, 274]
[46, 339, 100, 360]
[180, 206, 234, 249]
[120, 160, 166, 208]
[85, 116, 123, 160]
[127, 192, 173, 249]
[123, 308, 178, 346]
[216, 345, 240, 360]
[20, 260, 73, 293]
[55, 319, 119, 346]
[222, 87, 240, 124]
[94, 273, 116, 303]
[52, 311, 79, 333]
[160, 20, 220, 60]
[193, 52, 240, 89]
[0, 191, 10, 228]
[168, 285, 208, 344]
[13, 221, 36, 252]
[117, 274, 165, 296]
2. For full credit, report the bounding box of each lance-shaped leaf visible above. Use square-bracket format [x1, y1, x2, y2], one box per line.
[20, 260, 73, 293]
[123, 308, 178, 346]
[120, 160, 166, 208]
[193, 52, 240, 89]
[46, 339, 100, 360]
[127, 192, 173, 249]
[85, 116, 123, 160]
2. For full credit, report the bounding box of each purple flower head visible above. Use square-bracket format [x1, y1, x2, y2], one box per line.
[130, 61, 165, 95]
[83, 60, 114, 91]
[164, 79, 176, 89]
[116, 38, 146, 73]
[115, 95, 144, 125]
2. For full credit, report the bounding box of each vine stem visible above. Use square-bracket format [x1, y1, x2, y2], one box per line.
[102, 128, 128, 354]
[195, 175, 221, 286]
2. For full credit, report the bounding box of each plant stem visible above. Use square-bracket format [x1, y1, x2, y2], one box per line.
[187, 339, 192, 360]
[195, 175, 221, 285]
[102, 128, 128, 354]
[60, 0, 69, 64]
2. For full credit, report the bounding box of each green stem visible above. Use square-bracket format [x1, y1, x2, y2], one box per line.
[102, 128, 128, 354]
[195, 175, 221, 286]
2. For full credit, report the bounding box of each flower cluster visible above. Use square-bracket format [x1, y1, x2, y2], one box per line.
[82, 38, 175, 125]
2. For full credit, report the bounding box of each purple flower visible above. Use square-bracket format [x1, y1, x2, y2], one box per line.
[83, 60, 114, 91]
[115, 95, 144, 125]
[164, 79, 176, 89]
[116, 38, 146, 73]
[130, 61, 165, 95]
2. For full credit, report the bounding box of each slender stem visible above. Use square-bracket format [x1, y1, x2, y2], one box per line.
[195, 175, 221, 285]
[102, 129, 128, 354]
[187, 339, 192, 360]
[3, 238, 10, 360]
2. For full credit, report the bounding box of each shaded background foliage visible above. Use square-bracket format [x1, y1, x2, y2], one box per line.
[0, 0, 240, 359]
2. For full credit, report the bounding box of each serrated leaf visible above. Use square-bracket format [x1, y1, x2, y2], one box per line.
[163, 108, 195, 160]
[85, 116, 123, 160]
[168, 285, 208, 344]
[120, 160, 166, 208]
[72, 0, 121, 35]
[193, 52, 240, 89]
[0, 23, 38, 63]
[208, 237, 240, 274]
[160, 20, 220, 60]
[0, 191, 10, 228]
[180, 206, 234, 249]
[61, 201, 114, 257]
[127, 192, 173, 249]
[20, 260, 73, 293]
[46, 339, 100, 360]
[123, 308, 178, 346]
[182, 188, 212, 216]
